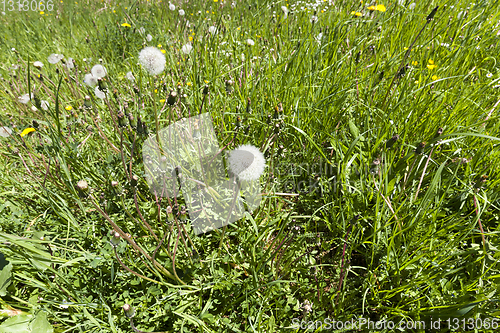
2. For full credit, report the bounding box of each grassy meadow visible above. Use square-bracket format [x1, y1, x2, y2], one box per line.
[0, 0, 500, 332]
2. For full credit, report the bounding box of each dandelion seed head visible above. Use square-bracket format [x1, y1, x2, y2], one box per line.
[138, 46, 166, 75]
[65, 58, 75, 69]
[126, 71, 135, 82]
[0, 126, 12, 138]
[48, 53, 64, 64]
[91, 64, 107, 78]
[18, 93, 32, 104]
[33, 61, 44, 68]
[181, 43, 193, 54]
[208, 26, 218, 35]
[95, 86, 107, 99]
[227, 144, 266, 181]
[179, 9, 185, 16]
[84, 73, 98, 87]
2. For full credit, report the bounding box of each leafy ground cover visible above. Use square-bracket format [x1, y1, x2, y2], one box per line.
[0, 0, 500, 332]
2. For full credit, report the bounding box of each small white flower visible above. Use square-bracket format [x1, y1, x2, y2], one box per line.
[179, 9, 185, 16]
[91, 64, 107, 78]
[138, 46, 166, 75]
[227, 144, 266, 181]
[126, 71, 135, 82]
[169, 3, 175, 10]
[409, 2, 416, 10]
[208, 26, 218, 35]
[487, 73, 493, 78]
[41, 100, 49, 110]
[246, 39, 255, 46]
[0, 126, 13, 138]
[31, 105, 38, 112]
[84, 73, 98, 87]
[33, 61, 44, 68]
[18, 93, 32, 104]
[95, 86, 107, 99]
[146, 34, 153, 42]
[11, 48, 15, 51]
[48, 53, 64, 64]
[310, 15, 318, 23]
[181, 43, 193, 54]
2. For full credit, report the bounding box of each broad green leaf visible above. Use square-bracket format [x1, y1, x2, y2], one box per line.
[0, 314, 32, 333]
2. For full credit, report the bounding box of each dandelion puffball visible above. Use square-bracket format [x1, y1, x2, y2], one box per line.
[91, 64, 107, 78]
[18, 93, 32, 104]
[246, 39, 255, 46]
[169, 3, 175, 10]
[227, 144, 266, 181]
[65, 58, 75, 69]
[179, 9, 185, 16]
[208, 26, 217, 35]
[126, 71, 135, 82]
[48, 53, 64, 64]
[281, 6, 289, 18]
[146, 34, 153, 42]
[138, 46, 166, 75]
[181, 43, 193, 54]
[0, 126, 12, 138]
[84, 73, 98, 87]
[41, 100, 49, 110]
[33, 61, 44, 68]
[95, 86, 107, 99]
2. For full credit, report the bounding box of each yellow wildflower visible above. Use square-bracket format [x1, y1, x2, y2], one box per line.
[411, 61, 418, 66]
[121, 23, 131, 27]
[65, 105, 73, 111]
[20, 128, 36, 137]
[160, 99, 166, 103]
[427, 64, 437, 70]
[161, 50, 166, 54]
[351, 11, 363, 17]
[432, 75, 439, 80]
[428, 59, 434, 65]
[368, 4, 386, 11]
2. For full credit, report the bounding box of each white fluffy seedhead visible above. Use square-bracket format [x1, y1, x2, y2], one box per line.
[138, 46, 166, 75]
[227, 144, 266, 181]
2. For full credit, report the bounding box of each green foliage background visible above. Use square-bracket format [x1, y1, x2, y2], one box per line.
[0, 0, 499, 332]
